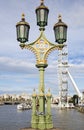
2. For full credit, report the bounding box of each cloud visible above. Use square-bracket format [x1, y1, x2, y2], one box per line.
[68, 2, 84, 28]
[0, 56, 36, 74]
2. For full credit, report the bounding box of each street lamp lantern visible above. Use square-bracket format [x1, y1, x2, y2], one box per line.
[16, 14, 30, 43]
[35, 0, 49, 30]
[53, 15, 67, 44]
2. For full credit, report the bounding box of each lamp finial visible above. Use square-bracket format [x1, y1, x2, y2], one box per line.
[40, 0, 44, 4]
[21, 13, 25, 21]
[58, 14, 62, 21]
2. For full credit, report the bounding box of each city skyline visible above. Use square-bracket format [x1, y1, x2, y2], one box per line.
[0, 0, 84, 96]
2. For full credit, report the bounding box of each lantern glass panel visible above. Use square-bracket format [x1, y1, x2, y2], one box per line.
[59, 26, 63, 39]
[20, 25, 25, 38]
[36, 10, 40, 23]
[56, 27, 60, 40]
[63, 27, 67, 40]
[40, 9, 45, 22]
[16, 26, 20, 40]
[25, 25, 29, 41]
[54, 27, 59, 42]
[45, 10, 48, 23]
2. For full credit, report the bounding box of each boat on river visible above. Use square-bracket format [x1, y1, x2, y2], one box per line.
[17, 103, 31, 110]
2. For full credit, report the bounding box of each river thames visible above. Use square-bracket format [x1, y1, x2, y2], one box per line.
[0, 105, 84, 130]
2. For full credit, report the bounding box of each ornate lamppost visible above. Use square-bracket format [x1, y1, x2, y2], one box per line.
[16, 0, 67, 129]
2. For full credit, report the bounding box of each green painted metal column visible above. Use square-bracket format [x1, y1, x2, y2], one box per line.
[46, 89, 53, 129]
[31, 89, 38, 129]
[38, 67, 46, 129]
[38, 66, 46, 114]
[39, 90, 45, 113]
[38, 90, 46, 130]
[46, 89, 52, 114]
[39, 67, 45, 93]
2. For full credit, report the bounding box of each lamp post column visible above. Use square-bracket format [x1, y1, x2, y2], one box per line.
[36, 65, 47, 129]
[39, 67, 45, 114]
[36, 64, 47, 114]
[39, 67, 45, 93]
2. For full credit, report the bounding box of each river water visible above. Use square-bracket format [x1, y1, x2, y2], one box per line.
[0, 105, 84, 130]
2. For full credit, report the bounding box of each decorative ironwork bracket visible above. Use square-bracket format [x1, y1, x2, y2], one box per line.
[19, 31, 65, 66]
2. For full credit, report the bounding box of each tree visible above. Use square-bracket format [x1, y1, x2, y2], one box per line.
[73, 94, 79, 106]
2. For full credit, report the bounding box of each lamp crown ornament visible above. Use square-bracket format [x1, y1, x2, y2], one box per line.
[21, 13, 25, 21]
[40, 0, 44, 4]
[58, 14, 62, 21]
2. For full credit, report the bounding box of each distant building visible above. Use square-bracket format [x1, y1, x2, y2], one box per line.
[3, 94, 10, 99]
[20, 93, 32, 100]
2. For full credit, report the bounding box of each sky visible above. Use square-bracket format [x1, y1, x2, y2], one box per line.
[0, 0, 84, 96]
